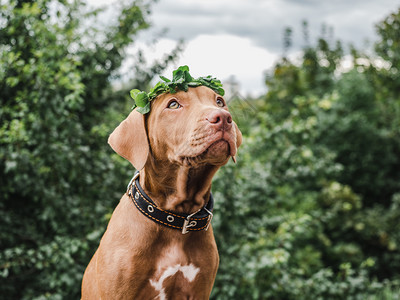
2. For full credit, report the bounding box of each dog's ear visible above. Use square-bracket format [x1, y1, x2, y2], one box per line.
[234, 122, 242, 149]
[108, 110, 149, 170]
[231, 122, 242, 163]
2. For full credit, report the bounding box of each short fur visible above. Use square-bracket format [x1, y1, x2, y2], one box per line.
[81, 86, 242, 299]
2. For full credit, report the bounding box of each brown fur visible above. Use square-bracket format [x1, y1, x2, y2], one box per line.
[81, 86, 242, 299]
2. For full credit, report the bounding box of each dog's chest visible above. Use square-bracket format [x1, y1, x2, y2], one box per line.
[148, 244, 202, 299]
[149, 263, 200, 299]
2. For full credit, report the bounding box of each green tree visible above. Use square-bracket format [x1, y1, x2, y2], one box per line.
[265, 24, 343, 121]
[212, 8, 400, 299]
[0, 0, 179, 298]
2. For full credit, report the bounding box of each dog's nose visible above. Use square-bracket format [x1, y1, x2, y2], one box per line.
[206, 109, 232, 130]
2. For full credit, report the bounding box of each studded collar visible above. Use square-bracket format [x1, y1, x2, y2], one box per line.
[127, 172, 214, 234]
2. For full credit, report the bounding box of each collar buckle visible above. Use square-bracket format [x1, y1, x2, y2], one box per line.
[182, 209, 200, 234]
[181, 206, 214, 234]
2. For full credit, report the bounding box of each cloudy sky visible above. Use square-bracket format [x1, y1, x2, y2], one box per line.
[91, 0, 399, 96]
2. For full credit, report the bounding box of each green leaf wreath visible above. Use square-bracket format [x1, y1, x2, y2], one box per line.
[130, 65, 225, 114]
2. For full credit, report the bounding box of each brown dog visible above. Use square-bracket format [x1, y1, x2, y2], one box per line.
[81, 86, 242, 299]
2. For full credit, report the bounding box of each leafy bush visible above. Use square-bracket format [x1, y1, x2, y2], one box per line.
[1, 1, 399, 299]
[211, 8, 400, 299]
[0, 0, 178, 298]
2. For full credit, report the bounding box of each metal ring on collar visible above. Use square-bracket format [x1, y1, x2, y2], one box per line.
[127, 172, 140, 194]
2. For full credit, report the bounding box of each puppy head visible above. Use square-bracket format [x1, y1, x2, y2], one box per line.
[108, 86, 242, 169]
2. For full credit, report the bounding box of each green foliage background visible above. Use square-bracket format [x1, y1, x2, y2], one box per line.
[1, 1, 399, 299]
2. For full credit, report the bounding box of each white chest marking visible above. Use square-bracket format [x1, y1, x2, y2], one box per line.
[149, 263, 200, 300]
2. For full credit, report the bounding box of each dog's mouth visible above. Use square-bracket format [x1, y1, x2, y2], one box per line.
[207, 139, 230, 156]
[179, 138, 232, 167]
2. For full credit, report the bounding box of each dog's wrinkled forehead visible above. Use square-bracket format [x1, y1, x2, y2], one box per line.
[150, 86, 218, 112]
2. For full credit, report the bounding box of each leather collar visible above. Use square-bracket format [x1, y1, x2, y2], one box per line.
[127, 173, 214, 234]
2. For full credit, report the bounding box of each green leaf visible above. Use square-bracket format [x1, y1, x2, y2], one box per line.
[167, 83, 177, 94]
[178, 82, 188, 92]
[159, 75, 170, 82]
[216, 87, 225, 96]
[188, 81, 201, 87]
[134, 91, 148, 107]
[175, 77, 185, 84]
[130, 89, 141, 99]
[136, 102, 150, 114]
[184, 70, 193, 82]
[148, 82, 168, 99]
[172, 65, 189, 81]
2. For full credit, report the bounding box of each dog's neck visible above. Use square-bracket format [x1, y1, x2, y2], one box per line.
[139, 158, 220, 214]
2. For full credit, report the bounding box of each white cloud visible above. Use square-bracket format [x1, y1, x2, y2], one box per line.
[131, 34, 277, 97]
[175, 34, 277, 96]
[87, 0, 399, 94]
[150, 0, 399, 51]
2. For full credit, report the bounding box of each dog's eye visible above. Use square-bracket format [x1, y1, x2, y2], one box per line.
[216, 98, 225, 107]
[167, 100, 181, 109]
